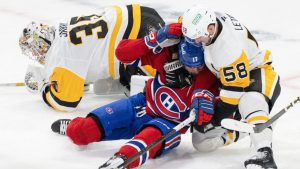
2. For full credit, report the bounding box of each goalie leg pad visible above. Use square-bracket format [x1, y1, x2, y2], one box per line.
[239, 92, 273, 149]
[88, 93, 152, 140]
[66, 117, 101, 145]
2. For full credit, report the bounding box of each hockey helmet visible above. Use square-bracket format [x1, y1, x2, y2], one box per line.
[181, 5, 216, 44]
[178, 37, 205, 68]
[19, 21, 55, 65]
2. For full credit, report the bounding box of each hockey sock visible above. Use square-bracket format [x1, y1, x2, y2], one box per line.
[116, 126, 163, 168]
[239, 92, 273, 149]
[66, 117, 102, 145]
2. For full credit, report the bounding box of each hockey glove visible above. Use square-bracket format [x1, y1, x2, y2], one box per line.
[144, 23, 182, 54]
[191, 89, 215, 126]
[156, 23, 182, 48]
[24, 64, 48, 93]
[144, 32, 163, 54]
[163, 60, 192, 88]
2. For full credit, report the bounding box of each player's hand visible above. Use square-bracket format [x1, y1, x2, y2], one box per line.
[191, 89, 215, 126]
[156, 23, 182, 48]
[144, 23, 182, 54]
[24, 64, 47, 93]
[144, 32, 163, 54]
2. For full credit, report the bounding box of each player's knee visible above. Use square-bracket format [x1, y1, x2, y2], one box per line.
[192, 137, 223, 152]
[192, 132, 223, 152]
[239, 92, 269, 124]
[66, 117, 102, 145]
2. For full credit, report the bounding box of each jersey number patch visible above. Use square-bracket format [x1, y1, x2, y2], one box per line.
[69, 15, 108, 45]
[223, 62, 247, 82]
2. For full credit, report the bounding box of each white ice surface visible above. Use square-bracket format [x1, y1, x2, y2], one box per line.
[0, 0, 300, 169]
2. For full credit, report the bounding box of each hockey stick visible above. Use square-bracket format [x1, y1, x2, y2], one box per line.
[221, 96, 300, 133]
[115, 110, 196, 169]
[0, 82, 25, 87]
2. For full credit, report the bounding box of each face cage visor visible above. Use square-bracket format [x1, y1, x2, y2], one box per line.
[19, 36, 49, 65]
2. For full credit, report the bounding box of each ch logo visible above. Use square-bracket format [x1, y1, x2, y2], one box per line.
[155, 86, 187, 119]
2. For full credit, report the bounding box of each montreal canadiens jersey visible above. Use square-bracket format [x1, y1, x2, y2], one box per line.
[115, 38, 220, 124]
[146, 67, 220, 124]
[204, 12, 272, 106]
[43, 4, 155, 112]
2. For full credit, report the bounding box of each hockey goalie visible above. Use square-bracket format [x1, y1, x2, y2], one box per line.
[19, 4, 164, 112]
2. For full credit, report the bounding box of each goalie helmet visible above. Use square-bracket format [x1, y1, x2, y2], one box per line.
[181, 5, 216, 40]
[178, 37, 205, 68]
[19, 21, 55, 65]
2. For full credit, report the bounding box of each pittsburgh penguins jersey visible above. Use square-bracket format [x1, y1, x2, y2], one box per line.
[43, 4, 161, 112]
[204, 12, 273, 106]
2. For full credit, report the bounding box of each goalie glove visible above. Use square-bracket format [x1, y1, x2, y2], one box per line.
[24, 64, 48, 93]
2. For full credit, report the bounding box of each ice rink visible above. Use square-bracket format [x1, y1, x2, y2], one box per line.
[0, 0, 300, 168]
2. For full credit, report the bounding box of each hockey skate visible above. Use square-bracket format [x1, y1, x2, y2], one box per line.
[99, 155, 127, 169]
[244, 147, 277, 169]
[51, 119, 71, 135]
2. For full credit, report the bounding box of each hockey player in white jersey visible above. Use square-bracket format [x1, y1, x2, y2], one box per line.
[19, 4, 164, 112]
[180, 5, 281, 169]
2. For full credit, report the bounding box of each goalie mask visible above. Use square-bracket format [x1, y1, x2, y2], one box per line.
[19, 21, 55, 65]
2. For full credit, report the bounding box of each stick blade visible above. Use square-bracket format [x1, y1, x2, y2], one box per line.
[221, 119, 255, 133]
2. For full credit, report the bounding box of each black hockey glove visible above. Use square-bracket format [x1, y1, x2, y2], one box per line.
[163, 60, 192, 88]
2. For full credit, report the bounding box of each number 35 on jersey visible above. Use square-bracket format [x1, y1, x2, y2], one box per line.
[68, 15, 108, 45]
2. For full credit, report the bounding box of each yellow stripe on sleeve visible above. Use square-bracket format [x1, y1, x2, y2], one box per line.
[127, 4, 156, 77]
[263, 50, 271, 63]
[142, 65, 156, 76]
[128, 4, 141, 39]
[109, 6, 123, 79]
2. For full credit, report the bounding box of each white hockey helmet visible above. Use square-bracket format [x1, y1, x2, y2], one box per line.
[19, 21, 55, 65]
[182, 5, 216, 41]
